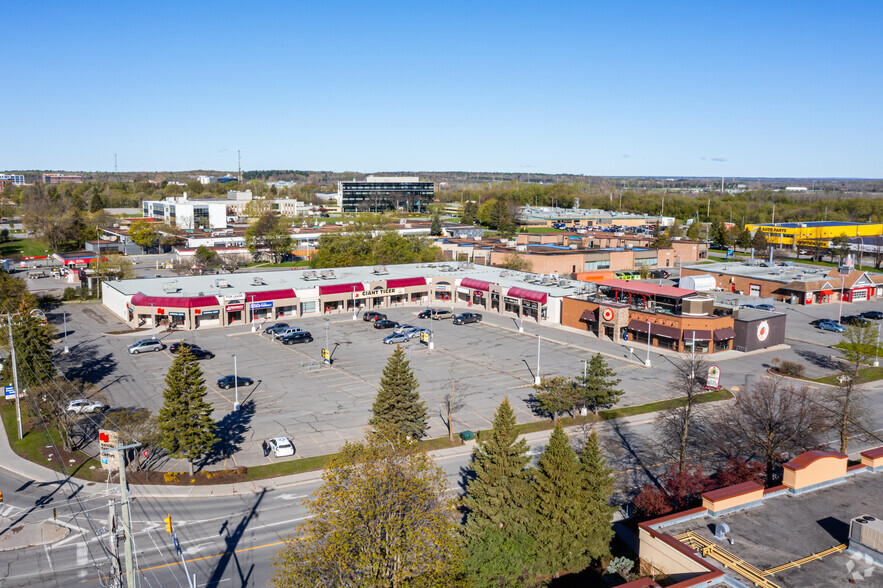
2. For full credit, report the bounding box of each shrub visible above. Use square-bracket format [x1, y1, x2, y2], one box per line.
[164, 472, 181, 483]
[62, 287, 80, 301]
[777, 361, 805, 378]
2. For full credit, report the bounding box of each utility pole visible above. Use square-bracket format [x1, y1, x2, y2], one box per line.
[108, 499, 121, 586]
[7, 313, 22, 440]
[237, 150, 242, 182]
[102, 442, 142, 588]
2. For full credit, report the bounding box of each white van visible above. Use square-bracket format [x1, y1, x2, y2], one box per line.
[273, 326, 303, 339]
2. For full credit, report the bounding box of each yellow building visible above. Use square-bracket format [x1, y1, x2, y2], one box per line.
[746, 221, 883, 247]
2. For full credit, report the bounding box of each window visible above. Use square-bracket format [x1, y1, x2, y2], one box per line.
[635, 257, 658, 267]
[584, 259, 611, 271]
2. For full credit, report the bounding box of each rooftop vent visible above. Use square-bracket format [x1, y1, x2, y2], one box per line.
[251, 277, 266, 286]
[302, 271, 319, 280]
[373, 265, 389, 275]
[215, 279, 230, 288]
[320, 270, 336, 279]
[499, 270, 510, 277]
[162, 281, 180, 293]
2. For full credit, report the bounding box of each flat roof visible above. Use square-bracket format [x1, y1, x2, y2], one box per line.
[682, 261, 879, 285]
[662, 473, 881, 587]
[752, 221, 873, 228]
[106, 263, 582, 299]
[597, 278, 697, 298]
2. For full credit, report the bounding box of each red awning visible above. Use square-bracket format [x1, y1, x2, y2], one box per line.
[819, 289, 834, 295]
[318, 283, 365, 296]
[506, 287, 548, 304]
[713, 327, 736, 341]
[580, 309, 598, 322]
[130, 292, 220, 309]
[386, 277, 427, 289]
[460, 278, 492, 291]
[246, 289, 296, 302]
[683, 329, 712, 341]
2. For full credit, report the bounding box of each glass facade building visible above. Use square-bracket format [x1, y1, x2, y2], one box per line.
[338, 178, 433, 213]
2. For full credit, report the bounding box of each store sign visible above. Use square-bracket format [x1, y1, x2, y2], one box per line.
[250, 301, 273, 309]
[435, 284, 450, 291]
[757, 320, 770, 342]
[456, 287, 470, 294]
[224, 293, 245, 301]
[201, 309, 220, 316]
[602, 308, 615, 322]
[156, 308, 165, 315]
[706, 366, 721, 389]
[168, 311, 186, 317]
[473, 290, 483, 297]
[4, 386, 14, 399]
[98, 429, 120, 470]
[354, 288, 404, 299]
[225, 303, 245, 312]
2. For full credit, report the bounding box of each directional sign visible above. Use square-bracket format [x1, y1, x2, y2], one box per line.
[4, 386, 14, 399]
[142, 449, 149, 458]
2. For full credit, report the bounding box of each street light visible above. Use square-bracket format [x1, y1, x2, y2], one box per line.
[233, 355, 240, 411]
[645, 321, 652, 367]
[874, 322, 881, 368]
[535, 335, 541, 385]
[62, 312, 69, 354]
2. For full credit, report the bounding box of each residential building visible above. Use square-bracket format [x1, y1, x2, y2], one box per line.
[337, 176, 434, 213]
[197, 175, 216, 184]
[0, 174, 25, 185]
[43, 173, 83, 184]
[141, 194, 228, 229]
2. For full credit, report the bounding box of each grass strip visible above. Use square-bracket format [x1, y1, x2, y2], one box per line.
[810, 366, 883, 386]
[598, 388, 733, 420]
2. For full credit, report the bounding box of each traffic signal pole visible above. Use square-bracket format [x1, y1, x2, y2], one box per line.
[101, 442, 141, 588]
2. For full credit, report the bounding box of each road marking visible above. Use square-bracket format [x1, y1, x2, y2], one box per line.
[77, 543, 87, 566]
[44, 544, 55, 573]
[56, 518, 90, 534]
[53, 532, 84, 548]
[272, 493, 308, 501]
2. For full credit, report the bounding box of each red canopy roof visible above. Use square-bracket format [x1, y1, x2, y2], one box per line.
[597, 278, 696, 298]
[246, 289, 296, 302]
[386, 277, 427, 289]
[506, 287, 548, 304]
[130, 292, 220, 309]
[460, 278, 492, 291]
[318, 283, 364, 296]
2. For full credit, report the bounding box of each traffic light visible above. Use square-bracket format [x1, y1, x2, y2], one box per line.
[164, 515, 173, 534]
[321, 348, 330, 360]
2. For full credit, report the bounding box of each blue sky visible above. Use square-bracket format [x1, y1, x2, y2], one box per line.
[5, 1, 881, 177]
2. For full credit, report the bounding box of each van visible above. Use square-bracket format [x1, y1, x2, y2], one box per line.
[274, 326, 303, 339]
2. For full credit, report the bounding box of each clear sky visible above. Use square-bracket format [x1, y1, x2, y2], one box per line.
[5, 1, 881, 178]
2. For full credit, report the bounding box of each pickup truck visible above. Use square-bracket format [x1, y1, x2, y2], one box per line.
[27, 270, 49, 279]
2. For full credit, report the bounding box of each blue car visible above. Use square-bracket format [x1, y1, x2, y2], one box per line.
[755, 304, 776, 312]
[817, 320, 845, 333]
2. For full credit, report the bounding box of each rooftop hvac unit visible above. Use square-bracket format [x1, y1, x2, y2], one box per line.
[251, 277, 266, 286]
[215, 279, 230, 288]
[320, 270, 336, 279]
[301, 270, 318, 280]
[499, 270, 510, 277]
[162, 281, 180, 293]
[849, 515, 883, 552]
[570, 244, 578, 249]
[516, 245, 527, 251]
[373, 265, 389, 274]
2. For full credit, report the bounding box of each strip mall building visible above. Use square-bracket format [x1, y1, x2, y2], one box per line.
[101, 263, 577, 331]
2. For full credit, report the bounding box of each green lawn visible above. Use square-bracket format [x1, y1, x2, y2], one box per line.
[811, 366, 883, 386]
[599, 388, 733, 420]
[518, 226, 571, 234]
[0, 238, 51, 258]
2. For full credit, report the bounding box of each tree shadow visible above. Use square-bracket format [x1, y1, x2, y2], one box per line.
[204, 399, 256, 466]
[204, 489, 265, 587]
[793, 348, 845, 371]
[57, 340, 118, 385]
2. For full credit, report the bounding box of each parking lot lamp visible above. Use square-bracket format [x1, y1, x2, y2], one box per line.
[838, 278, 844, 324]
[519, 307, 524, 333]
[535, 335, 541, 385]
[233, 355, 240, 411]
[645, 321, 652, 367]
[250, 295, 257, 332]
[352, 292, 358, 320]
[874, 322, 880, 368]
[63, 312, 69, 354]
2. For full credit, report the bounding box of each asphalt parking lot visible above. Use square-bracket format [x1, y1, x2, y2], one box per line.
[48, 294, 882, 469]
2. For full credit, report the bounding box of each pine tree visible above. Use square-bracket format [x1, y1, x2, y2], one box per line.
[89, 191, 105, 213]
[686, 222, 700, 241]
[10, 316, 55, 388]
[531, 424, 589, 577]
[158, 349, 217, 475]
[463, 398, 536, 585]
[737, 227, 753, 250]
[430, 214, 442, 236]
[577, 353, 622, 413]
[368, 346, 428, 439]
[578, 428, 615, 565]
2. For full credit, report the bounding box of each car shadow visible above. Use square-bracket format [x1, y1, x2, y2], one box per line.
[204, 399, 256, 466]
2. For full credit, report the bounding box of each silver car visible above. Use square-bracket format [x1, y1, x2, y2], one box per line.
[128, 339, 164, 354]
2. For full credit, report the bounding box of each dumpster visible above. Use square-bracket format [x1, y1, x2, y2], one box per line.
[459, 430, 475, 441]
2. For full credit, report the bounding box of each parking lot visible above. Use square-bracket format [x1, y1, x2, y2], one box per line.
[49, 293, 883, 468]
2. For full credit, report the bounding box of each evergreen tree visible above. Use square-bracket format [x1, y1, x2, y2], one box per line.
[158, 349, 217, 475]
[8, 316, 55, 389]
[737, 227, 753, 250]
[89, 191, 105, 213]
[752, 230, 768, 252]
[430, 214, 442, 236]
[462, 398, 536, 585]
[577, 353, 622, 414]
[531, 424, 588, 577]
[578, 429, 615, 565]
[369, 346, 428, 439]
[686, 222, 700, 241]
[461, 201, 478, 224]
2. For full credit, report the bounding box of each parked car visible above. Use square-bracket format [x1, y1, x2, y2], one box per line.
[842, 315, 872, 327]
[273, 326, 303, 339]
[739, 304, 757, 310]
[66, 398, 108, 415]
[393, 324, 415, 334]
[363, 311, 386, 322]
[817, 320, 846, 333]
[169, 342, 200, 354]
[429, 310, 453, 320]
[861, 311, 883, 320]
[417, 308, 442, 319]
[281, 331, 313, 345]
[373, 319, 399, 329]
[217, 375, 254, 389]
[648, 270, 670, 279]
[128, 339, 164, 354]
[263, 323, 290, 336]
[265, 437, 295, 457]
[405, 327, 429, 339]
[188, 348, 215, 360]
[383, 333, 410, 344]
[453, 312, 483, 325]
[754, 304, 776, 312]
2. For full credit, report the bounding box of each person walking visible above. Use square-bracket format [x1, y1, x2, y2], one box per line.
[261, 440, 269, 458]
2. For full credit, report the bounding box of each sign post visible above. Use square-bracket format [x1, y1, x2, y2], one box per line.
[704, 365, 721, 390]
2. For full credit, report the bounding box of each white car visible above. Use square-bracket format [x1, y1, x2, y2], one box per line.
[393, 324, 415, 335]
[66, 398, 109, 415]
[267, 437, 295, 457]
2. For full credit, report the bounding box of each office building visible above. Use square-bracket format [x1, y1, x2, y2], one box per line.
[141, 194, 228, 230]
[0, 174, 25, 185]
[337, 176, 433, 213]
[43, 173, 83, 184]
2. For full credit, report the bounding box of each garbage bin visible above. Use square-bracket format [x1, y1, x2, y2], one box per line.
[459, 430, 475, 442]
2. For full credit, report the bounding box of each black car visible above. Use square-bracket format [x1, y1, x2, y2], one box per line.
[649, 270, 670, 279]
[453, 312, 482, 325]
[861, 311, 883, 320]
[373, 319, 399, 329]
[363, 311, 386, 322]
[188, 348, 215, 360]
[169, 342, 200, 354]
[281, 331, 314, 345]
[263, 322, 290, 336]
[842, 315, 872, 327]
[217, 375, 254, 389]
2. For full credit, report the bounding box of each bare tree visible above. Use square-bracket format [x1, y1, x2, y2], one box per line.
[704, 378, 826, 486]
[655, 353, 709, 472]
[825, 324, 879, 454]
[439, 364, 466, 442]
[218, 252, 253, 273]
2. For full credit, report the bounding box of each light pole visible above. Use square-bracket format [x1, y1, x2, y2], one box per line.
[324, 318, 331, 365]
[535, 335, 541, 385]
[352, 292, 358, 320]
[250, 295, 258, 332]
[233, 355, 240, 411]
[152, 304, 156, 337]
[645, 321, 652, 367]
[62, 312, 69, 354]
[519, 306, 524, 333]
[874, 322, 881, 368]
[838, 278, 844, 324]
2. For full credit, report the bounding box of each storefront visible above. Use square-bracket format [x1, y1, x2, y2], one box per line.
[225, 302, 245, 324]
[127, 292, 221, 330]
[434, 281, 452, 302]
[245, 288, 298, 322]
[505, 287, 548, 320]
[318, 282, 365, 313]
[459, 278, 491, 309]
[386, 277, 429, 306]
